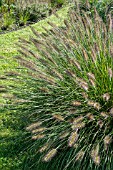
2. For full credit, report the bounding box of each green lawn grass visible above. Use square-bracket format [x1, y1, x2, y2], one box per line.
[0, 6, 69, 170]
[0, 6, 69, 56]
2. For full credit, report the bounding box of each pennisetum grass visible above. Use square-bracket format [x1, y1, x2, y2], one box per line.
[6, 2, 113, 170]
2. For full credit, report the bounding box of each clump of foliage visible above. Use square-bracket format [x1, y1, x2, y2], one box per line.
[6, 3, 113, 170]
[15, 3, 51, 25]
[71, 0, 113, 22]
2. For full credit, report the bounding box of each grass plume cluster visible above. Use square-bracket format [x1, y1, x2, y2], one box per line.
[7, 5, 113, 170]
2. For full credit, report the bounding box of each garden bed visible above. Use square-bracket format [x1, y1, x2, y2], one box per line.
[0, 0, 66, 34]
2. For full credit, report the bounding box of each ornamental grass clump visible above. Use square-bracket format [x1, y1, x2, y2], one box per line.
[7, 6, 113, 170]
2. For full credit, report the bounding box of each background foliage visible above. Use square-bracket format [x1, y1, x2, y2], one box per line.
[0, 0, 67, 32]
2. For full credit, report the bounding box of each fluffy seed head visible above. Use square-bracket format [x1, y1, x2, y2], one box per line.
[76, 151, 85, 161]
[73, 116, 84, 124]
[73, 60, 81, 70]
[108, 68, 113, 78]
[43, 149, 57, 162]
[87, 73, 95, 80]
[89, 79, 96, 87]
[39, 144, 49, 153]
[66, 70, 76, 77]
[76, 77, 88, 86]
[86, 113, 95, 121]
[68, 131, 79, 147]
[32, 134, 45, 140]
[87, 101, 101, 110]
[91, 48, 97, 62]
[91, 144, 99, 157]
[32, 127, 46, 134]
[100, 112, 108, 119]
[109, 108, 113, 116]
[59, 132, 69, 139]
[97, 120, 103, 128]
[82, 49, 88, 61]
[72, 101, 81, 106]
[81, 92, 88, 99]
[93, 156, 100, 165]
[103, 93, 110, 101]
[104, 135, 111, 145]
[53, 114, 65, 121]
[26, 122, 42, 131]
[72, 122, 85, 130]
[81, 83, 89, 91]
[73, 143, 78, 149]
[91, 144, 100, 165]
[93, 102, 101, 111]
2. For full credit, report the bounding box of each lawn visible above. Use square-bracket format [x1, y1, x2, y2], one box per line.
[0, 6, 69, 101]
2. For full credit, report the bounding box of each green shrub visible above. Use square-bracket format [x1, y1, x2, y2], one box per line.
[51, 0, 66, 7]
[7, 4, 113, 170]
[15, 4, 51, 23]
[0, 0, 2, 7]
[17, 10, 30, 26]
[0, 12, 15, 30]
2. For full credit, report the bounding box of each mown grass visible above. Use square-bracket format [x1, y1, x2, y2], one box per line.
[0, 6, 69, 68]
[0, 6, 69, 169]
